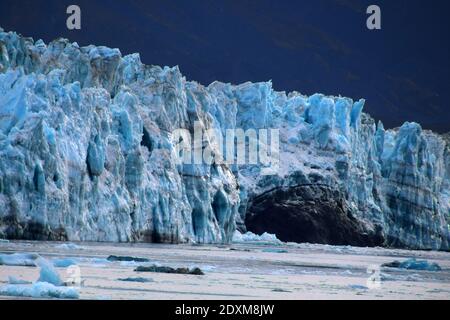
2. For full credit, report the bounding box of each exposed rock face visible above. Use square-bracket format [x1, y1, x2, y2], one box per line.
[246, 184, 384, 246]
[0, 29, 449, 249]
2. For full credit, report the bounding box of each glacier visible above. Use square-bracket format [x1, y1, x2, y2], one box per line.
[0, 28, 449, 249]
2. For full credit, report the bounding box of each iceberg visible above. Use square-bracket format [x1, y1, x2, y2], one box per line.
[0, 28, 448, 250]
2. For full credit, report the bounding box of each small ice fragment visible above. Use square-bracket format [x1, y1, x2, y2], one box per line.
[262, 248, 288, 253]
[341, 270, 353, 276]
[199, 265, 216, 272]
[349, 285, 368, 290]
[55, 243, 84, 250]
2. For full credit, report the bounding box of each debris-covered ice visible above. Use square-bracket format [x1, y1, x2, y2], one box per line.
[382, 258, 442, 272]
[135, 265, 204, 275]
[261, 248, 288, 253]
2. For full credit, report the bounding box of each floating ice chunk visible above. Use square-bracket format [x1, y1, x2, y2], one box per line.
[8, 276, 32, 285]
[382, 258, 442, 272]
[197, 265, 216, 272]
[0, 239, 9, 243]
[55, 243, 84, 250]
[36, 258, 63, 286]
[341, 270, 353, 276]
[348, 285, 368, 290]
[0, 282, 79, 299]
[53, 258, 78, 268]
[0, 253, 39, 266]
[232, 231, 282, 244]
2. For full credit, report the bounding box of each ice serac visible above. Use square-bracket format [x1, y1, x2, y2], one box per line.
[0, 29, 449, 249]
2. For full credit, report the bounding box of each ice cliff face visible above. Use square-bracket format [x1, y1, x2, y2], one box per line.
[0, 29, 449, 249]
[0, 30, 239, 243]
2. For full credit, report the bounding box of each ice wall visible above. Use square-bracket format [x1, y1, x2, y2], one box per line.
[0, 29, 448, 249]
